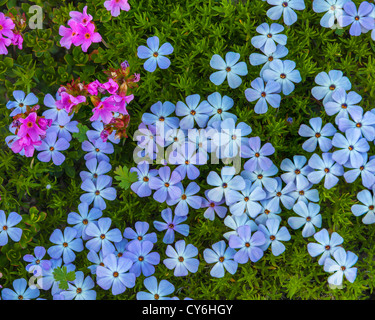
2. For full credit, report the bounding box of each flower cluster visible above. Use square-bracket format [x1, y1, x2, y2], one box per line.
[0, 12, 25, 55]
[59, 6, 102, 52]
[104, 0, 130, 17]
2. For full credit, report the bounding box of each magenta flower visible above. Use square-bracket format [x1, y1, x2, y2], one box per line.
[59, 20, 79, 50]
[11, 33, 23, 50]
[0, 13, 15, 39]
[90, 97, 119, 124]
[56, 92, 86, 113]
[11, 136, 41, 157]
[17, 113, 46, 142]
[104, 0, 131, 17]
[87, 80, 101, 95]
[113, 94, 134, 115]
[101, 79, 119, 95]
[69, 6, 93, 26]
[75, 22, 102, 52]
[0, 36, 11, 55]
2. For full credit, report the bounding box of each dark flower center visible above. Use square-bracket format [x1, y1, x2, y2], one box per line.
[210, 202, 215, 207]
[306, 216, 311, 222]
[265, 209, 270, 215]
[354, 16, 360, 21]
[219, 256, 225, 262]
[49, 146, 55, 151]
[270, 235, 276, 241]
[159, 116, 165, 122]
[267, 33, 273, 38]
[356, 123, 362, 128]
[282, 2, 288, 7]
[190, 110, 196, 115]
[244, 196, 249, 202]
[369, 205, 374, 210]
[276, 192, 282, 197]
[261, 92, 266, 97]
[329, 84, 336, 90]
[138, 256, 144, 261]
[18, 295, 24, 300]
[255, 152, 260, 157]
[100, 234, 106, 240]
[324, 168, 330, 173]
[257, 174, 263, 179]
[95, 148, 100, 152]
[295, 169, 301, 175]
[76, 288, 82, 294]
[315, 133, 321, 138]
[341, 103, 347, 109]
[348, 145, 354, 151]
[83, 219, 88, 225]
[181, 194, 187, 200]
[280, 73, 286, 79]
[222, 183, 228, 188]
[360, 166, 364, 171]
[164, 182, 170, 187]
[154, 294, 160, 300]
[153, 52, 159, 57]
[168, 223, 174, 229]
[299, 190, 305, 195]
[63, 242, 68, 247]
[143, 176, 149, 182]
[226, 67, 231, 72]
[2, 225, 8, 231]
[93, 173, 98, 179]
[84, 33, 91, 39]
[95, 190, 100, 195]
[178, 256, 184, 262]
[268, 56, 274, 61]
[325, 245, 331, 250]
[113, 272, 119, 277]
[138, 236, 143, 240]
[341, 266, 346, 271]
[245, 242, 250, 247]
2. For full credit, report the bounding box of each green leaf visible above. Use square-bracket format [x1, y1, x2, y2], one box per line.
[72, 123, 89, 143]
[52, 266, 76, 290]
[114, 165, 138, 190]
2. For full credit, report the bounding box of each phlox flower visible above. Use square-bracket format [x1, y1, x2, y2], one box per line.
[149, 166, 182, 203]
[307, 228, 344, 265]
[123, 240, 160, 277]
[290, 178, 319, 204]
[209, 52, 248, 89]
[137, 276, 175, 300]
[96, 254, 136, 295]
[0, 210, 22, 246]
[323, 248, 358, 286]
[142, 101, 179, 132]
[90, 96, 119, 124]
[266, 0, 306, 26]
[59, 20, 80, 50]
[288, 201, 322, 238]
[267, 177, 296, 210]
[351, 189, 375, 224]
[313, 0, 348, 28]
[0, 12, 15, 39]
[280, 155, 313, 187]
[242, 164, 279, 192]
[80, 175, 117, 210]
[311, 70, 351, 104]
[86, 121, 120, 144]
[245, 78, 281, 114]
[176, 94, 211, 129]
[262, 60, 302, 95]
[203, 240, 238, 278]
[67, 202, 103, 240]
[206, 166, 246, 205]
[130, 162, 158, 197]
[104, 0, 130, 17]
[228, 225, 266, 263]
[48, 227, 84, 264]
[258, 218, 291, 256]
[201, 190, 228, 221]
[23, 246, 52, 274]
[343, 154, 375, 189]
[323, 88, 362, 125]
[298, 117, 336, 152]
[166, 182, 202, 216]
[85, 217, 122, 257]
[332, 128, 370, 167]
[153, 208, 189, 244]
[338, 109, 375, 142]
[11, 135, 41, 157]
[61, 271, 96, 300]
[123, 221, 157, 245]
[223, 214, 258, 240]
[1, 279, 39, 300]
[42, 92, 70, 124]
[206, 92, 238, 126]
[6, 90, 38, 117]
[307, 153, 344, 189]
[35, 131, 69, 166]
[241, 136, 275, 171]
[87, 250, 105, 274]
[251, 23, 287, 55]
[17, 112, 46, 142]
[255, 198, 282, 225]
[114, 239, 129, 258]
[338, 1, 374, 36]
[74, 22, 102, 52]
[80, 158, 112, 183]
[82, 138, 114, 162]
[249, 44, 288, 77]
[69, 6, 93, 26]
[163, 240, 199, 277]
[0, 35, 11, 55]
[137, 36, 173, 72]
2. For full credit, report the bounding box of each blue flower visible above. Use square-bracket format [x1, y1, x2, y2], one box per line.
[80, 175, 117, 210]
[130, 162, 158, 198]
[262, 60, 302, 95]
[82, 139, 114, 162]
[6, 90, 38, 117]
[35, 131, 70, 166]
[176, 94, 212, 129]
[203, 240, 238, 278]
[242, 164, 279, 192]
[42, 92, 70, 124]
[137, 36, 173, 72]
[258, 218, 291, 256]
[288, 201, 322, 238]
[307, 153, 344, 189]
[60, 271, 96, 300]
[245, 78, 281, 114]
[67, 202, 103, 240]
[280, 155, 313, 187]
[87, 250, 105, 274]
[123, 240, 160, 277]
[323, 248, 358, 286]
[148, 166, 182, 203]
[266, 0, 306, 26]
[251, 23, 287, 55]
[223, 214, 258, 240]
[47, 115, 79, 142]
[207, 166, 246, 204]
[241, 136, 275, 171]
[166, 182, 202, 216]
[267, 177, 296, 210]
[85, 217, 122, 257]
[0, 210, 22, 246]
[86, 121, 120, 145]
[324, 88, 362, 125]
[338, 1, 374, 36]
[338, 108, 375, 142]
[123, 221, 158, 245]
[298, 117, 337, 152]
[290, 179, 319, 204]
[311, 70, 352, 104]
[228, 225, 266, 263]
[206, 92, 238, 126]
[312, 0, 348, 28]
[23, 246, 52, 274]
[96, 253, 136, 295]
[307, 228, 344, 265]
[256, 199, 282, 225]
[47, 227, 84, 264]
[249, 44, 288, 77]
[209, 52, 248, 89]
[343, 154, 375, 189]
[114, 239, 129, 258]
[80, 158, 112, 183]
[153, 208, 189, 244]
[142, 101, 180, 132]
[163, 240, 199, 277]
[201, 190, 228, 221]
[332, 128, 370, 167]
[351, 189, 375, 224]
[1, 278, 39, 300]
[137, 276, 175, 300]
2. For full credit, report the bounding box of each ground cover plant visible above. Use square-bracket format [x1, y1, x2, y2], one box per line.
[1, 0, 375, 300]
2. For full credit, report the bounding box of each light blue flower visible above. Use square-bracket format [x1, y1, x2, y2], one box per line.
[137, 276, 175, 300]
[176, 94, 212, 129]
[288, 201, 322, 238]
[209, 52, 248, 89]
[6, 90, 38, 116]
[312, 0, 348, 28]
[251, 23, 287, 55]
[351, 189, 375, 224]
[0, 210, 22, 246]
[137, 36, 173, 72]
[80, 175, 117, 210]
[266, 0, 306, 26]
[223, 214, 258, 240]
[1, 278, 39, 300]
[249, 44, 288, 77]
[206, 92, 238, 126]
[258, 218, 291, 256]
[60, 271, 96, 300]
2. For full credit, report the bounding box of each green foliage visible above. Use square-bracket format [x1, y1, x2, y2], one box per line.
[52, 266, 76, 290]
[1, 0, 375, 300]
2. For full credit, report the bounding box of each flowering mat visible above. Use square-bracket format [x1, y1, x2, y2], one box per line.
[0, 0, 375, 301]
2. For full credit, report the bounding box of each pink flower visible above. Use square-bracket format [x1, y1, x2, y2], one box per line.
[17, 112, 46, 142]
[0, 13, 15, 39]
[11, 136, 41, 157]
[75, 22, 102, 52]
[59, 20, 79, 49]
[104, 0, 130, 17]
[0, 36, 11, 55]
[113, 94, 134, 115]
[56, 92, 86, 113]
[90, 96, 119, 124]
[69, 6, 93, 26]
[101, 79, 119, 95]
[87, 79, 101, 95]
